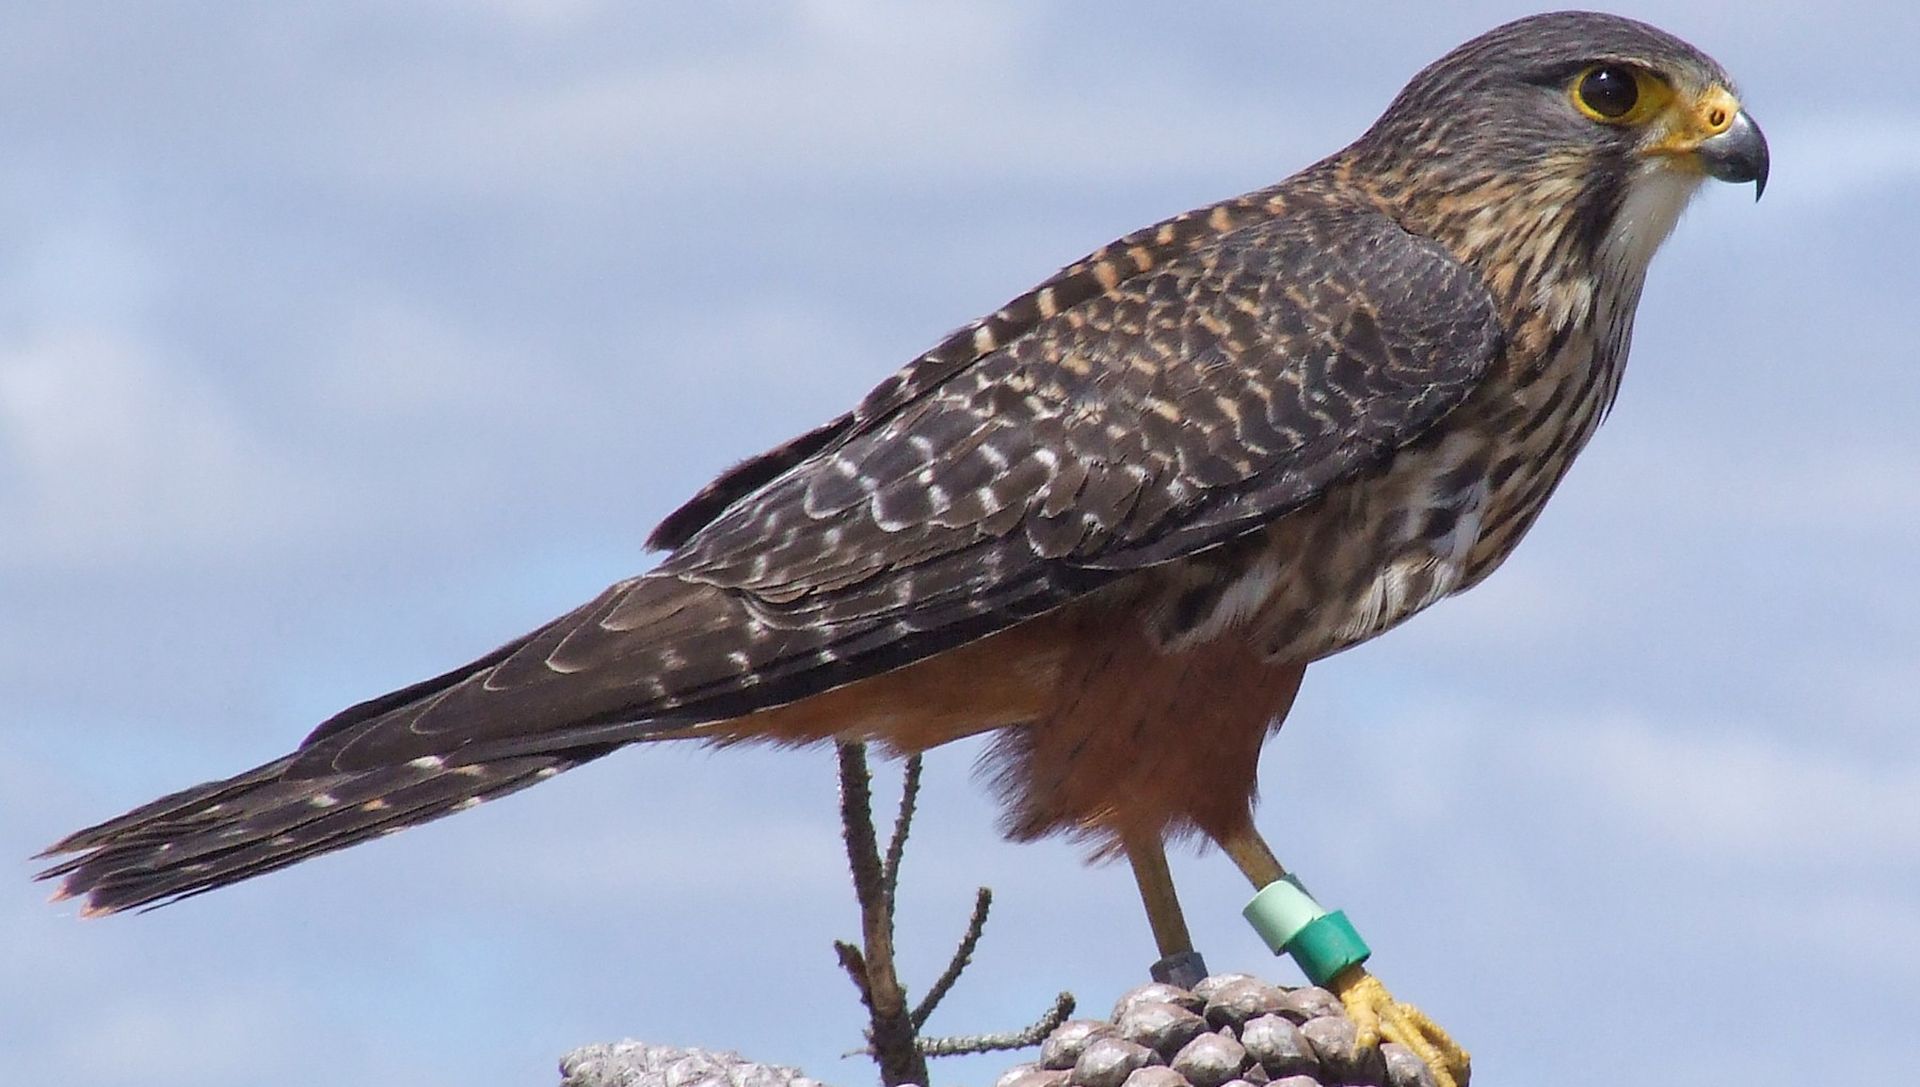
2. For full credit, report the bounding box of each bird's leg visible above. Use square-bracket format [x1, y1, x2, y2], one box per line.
[1220, 825, 1287, 885]
[1123, 835, 1209, 989]
[1219, 825, 1471, 1087]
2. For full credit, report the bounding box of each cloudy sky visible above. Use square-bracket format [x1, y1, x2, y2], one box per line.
[4, 3, 1915, 1085]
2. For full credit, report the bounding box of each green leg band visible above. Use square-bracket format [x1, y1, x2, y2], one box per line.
[1284, 910, 1371, 986]
[1243, 877, 1372, 987]
[1243, 875, 1324, 952]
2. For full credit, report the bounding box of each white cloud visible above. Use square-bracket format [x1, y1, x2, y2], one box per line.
[445, 0, 614, 34]
[1623, 439, 1920, 537]
[1746, 112, 1920, 212]
[258, 2, 1342, 204]
[1517, 715, 1920, 864]
[0, 327, 326, 569]
[1795, 889, 1920, 975]
[43, 992, 299, 1085]
[301, 297, 553, 425]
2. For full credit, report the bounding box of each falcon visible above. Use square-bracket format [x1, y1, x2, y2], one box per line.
[40, 13, 1767, 1086]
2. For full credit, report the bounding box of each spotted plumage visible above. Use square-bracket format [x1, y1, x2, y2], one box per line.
[41, 10, 1766, 970]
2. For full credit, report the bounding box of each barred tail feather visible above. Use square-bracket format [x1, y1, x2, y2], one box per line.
[37, 748, 606, 915]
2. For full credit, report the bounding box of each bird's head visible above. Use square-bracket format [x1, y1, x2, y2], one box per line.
[1343, 11, 1768, 292]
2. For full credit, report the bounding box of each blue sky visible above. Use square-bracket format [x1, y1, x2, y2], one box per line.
[4, 3, 1915, 1085]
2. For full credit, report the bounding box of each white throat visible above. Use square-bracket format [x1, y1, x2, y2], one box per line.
[1599, 166, 1706, 289]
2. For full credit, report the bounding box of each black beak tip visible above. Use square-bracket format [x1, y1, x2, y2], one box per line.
[1701, 111, 1769, 202]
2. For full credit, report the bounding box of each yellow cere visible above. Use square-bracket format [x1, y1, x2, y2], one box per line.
[1645, 83, 1744, 162]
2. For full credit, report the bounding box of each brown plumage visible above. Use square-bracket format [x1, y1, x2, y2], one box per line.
[40, 12, 1767, 934]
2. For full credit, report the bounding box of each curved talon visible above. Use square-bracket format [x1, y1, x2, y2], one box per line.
[1330, 966, 1471, 1087]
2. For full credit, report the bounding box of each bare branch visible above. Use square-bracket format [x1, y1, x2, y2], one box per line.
[918, 992, 1078, 1057]
[836, 745, 1064, 1081]
[880, 754, 923, 909]
[833, 940, 872, 1003]
[837, 743, 884, 898]
[910, 887, 992, 1030]
[835, 743, 929, 1087]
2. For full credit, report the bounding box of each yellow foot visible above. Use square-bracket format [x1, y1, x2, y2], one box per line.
[1329, 966, 1470, 1087]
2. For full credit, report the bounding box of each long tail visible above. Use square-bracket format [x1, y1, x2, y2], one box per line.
[36, 746, 607, 915]
[38, 544, 1054, 915]
[32, 571, 733, 915]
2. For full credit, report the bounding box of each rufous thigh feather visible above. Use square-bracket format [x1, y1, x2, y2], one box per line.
[995, 605, 1306, 851]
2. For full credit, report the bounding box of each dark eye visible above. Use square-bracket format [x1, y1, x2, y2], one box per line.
[1576, 65, 1640, 119]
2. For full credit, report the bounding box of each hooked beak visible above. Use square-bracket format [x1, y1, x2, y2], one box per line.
[1698, 110, 1770, 200]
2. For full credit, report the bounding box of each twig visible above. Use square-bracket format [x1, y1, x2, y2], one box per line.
[917, 992, 1078, 1058]
[836, 746, 1068, 1080]
[833, 940, 871, 1001]
[838, 743, 884, 895]
[910, 887, 992, 1029]
[879, 754, 923, 910]
[836, 743, 929, 1087]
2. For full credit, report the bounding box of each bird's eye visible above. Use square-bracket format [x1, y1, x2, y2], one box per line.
[1575, 65, 1639, 119]
[1569, 64, 1673, 126]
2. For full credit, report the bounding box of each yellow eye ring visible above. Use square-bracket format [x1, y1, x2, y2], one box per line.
[1570, 64, 1671, 125]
